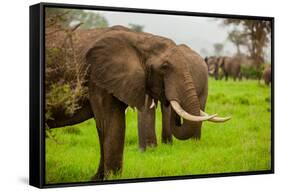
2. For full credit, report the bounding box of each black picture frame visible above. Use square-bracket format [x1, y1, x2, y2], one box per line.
[30, 2, 274, 188]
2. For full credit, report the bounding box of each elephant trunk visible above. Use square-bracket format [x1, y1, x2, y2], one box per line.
[165, 71, 203, 140]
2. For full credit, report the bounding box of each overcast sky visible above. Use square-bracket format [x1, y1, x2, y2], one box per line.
[93, 10, 237, 57]
[78, 10, 270, 61]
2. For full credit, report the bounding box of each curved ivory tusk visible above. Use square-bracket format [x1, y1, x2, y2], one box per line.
[149, 99, 155, 109]
[170, 100, 217, 122]
[200, 110, 231, 122]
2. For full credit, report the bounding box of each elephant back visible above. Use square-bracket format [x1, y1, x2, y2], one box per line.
[223, 56, 241, 76]
[45, 26, 131, 120]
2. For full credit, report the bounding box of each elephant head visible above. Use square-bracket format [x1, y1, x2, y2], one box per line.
[205, 56, 221, 79]
[86, 28, 230, 140]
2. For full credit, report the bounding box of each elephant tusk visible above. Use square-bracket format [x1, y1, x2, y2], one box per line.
[170, 100, 217, 122]
[149, 99, 155, 109]
[200, 110, 231, 122]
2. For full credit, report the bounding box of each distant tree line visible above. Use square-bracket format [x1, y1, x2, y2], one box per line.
[223, 19, 271, 69]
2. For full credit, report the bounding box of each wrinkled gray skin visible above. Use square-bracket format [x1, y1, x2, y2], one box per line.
[47, 26, 209, 180]
[137, 101, 172, 151]
[262, 67, 271, 85]
[137, 96, 157, 150]
[137, 103, 174, 151]
[205, 56, 242, 81]
[138, 49, 209, 150]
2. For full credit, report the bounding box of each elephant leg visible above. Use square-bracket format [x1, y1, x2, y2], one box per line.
[161, 103, 172, 144]
[225, 73, 228, 81]
[137, 97, 157, 151]
[265, 80, 269, 85]
[90, 85, 126, 180]
[238, 73, 242, 81]
[214, 70, 219, 80]
[92, 120, 104, 180]
[103, 101, 126, 176]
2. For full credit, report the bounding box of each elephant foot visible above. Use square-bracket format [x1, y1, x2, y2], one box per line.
[147, 142, 157, 148]
[91, 172, 104, 181]
[139, 142, 157, 152]
[162, 137, 173, 144]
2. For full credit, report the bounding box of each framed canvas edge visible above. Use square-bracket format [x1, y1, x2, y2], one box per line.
[29, 3, 44, 188]
[29, 2, 275, 189]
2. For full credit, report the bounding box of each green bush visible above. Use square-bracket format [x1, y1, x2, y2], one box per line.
[45, 27, 88, 121]
[241, 65, 263, 80]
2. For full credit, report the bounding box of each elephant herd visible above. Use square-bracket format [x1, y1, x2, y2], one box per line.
[46, 26, 240, 180]
[205, 56, 271, 85]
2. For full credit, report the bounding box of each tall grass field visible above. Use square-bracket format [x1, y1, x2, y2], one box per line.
[45, 79, 272, 184]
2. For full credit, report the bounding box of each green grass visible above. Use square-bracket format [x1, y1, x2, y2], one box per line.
[45, 79, 271, 184]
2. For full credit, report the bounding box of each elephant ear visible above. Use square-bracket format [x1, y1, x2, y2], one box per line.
[86, 35, 146, 110]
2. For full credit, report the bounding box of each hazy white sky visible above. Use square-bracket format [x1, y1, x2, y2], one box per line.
[95, 10, 236, 57]
[78, 9, 270, 61]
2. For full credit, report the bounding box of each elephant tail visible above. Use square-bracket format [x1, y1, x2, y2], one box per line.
[47, 100, 95, 129]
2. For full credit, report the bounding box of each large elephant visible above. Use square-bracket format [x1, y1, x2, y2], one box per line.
[47, 26, 230, 180]
[205, 56, 242, 81]
[262, 67, 271, 85]
[137, 53, 230, 151]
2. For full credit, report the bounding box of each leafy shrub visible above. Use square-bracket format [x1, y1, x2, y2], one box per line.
[241, 64, 263, 80]
[45, 14, 89, 122]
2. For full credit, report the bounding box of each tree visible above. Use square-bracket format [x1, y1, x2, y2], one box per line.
[128, 23, 144, 32]
[45, 8, 108, 30]
[44, 8, 108, 124]
[227, 29, 248, 55]
[223, 19, 271, 68]
[213, 43, 224, 56]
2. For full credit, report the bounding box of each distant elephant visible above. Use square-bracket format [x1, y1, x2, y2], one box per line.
[262, 67, 271, 85]
[204, 56, 220, 80]
[46, 26, 230, 180]
[218, 56, 242, 81]
[205, 56, 242, 81]
[240, 57, 256, 80]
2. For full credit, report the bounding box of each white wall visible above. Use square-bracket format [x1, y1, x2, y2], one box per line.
[0, 0, 279, 190]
